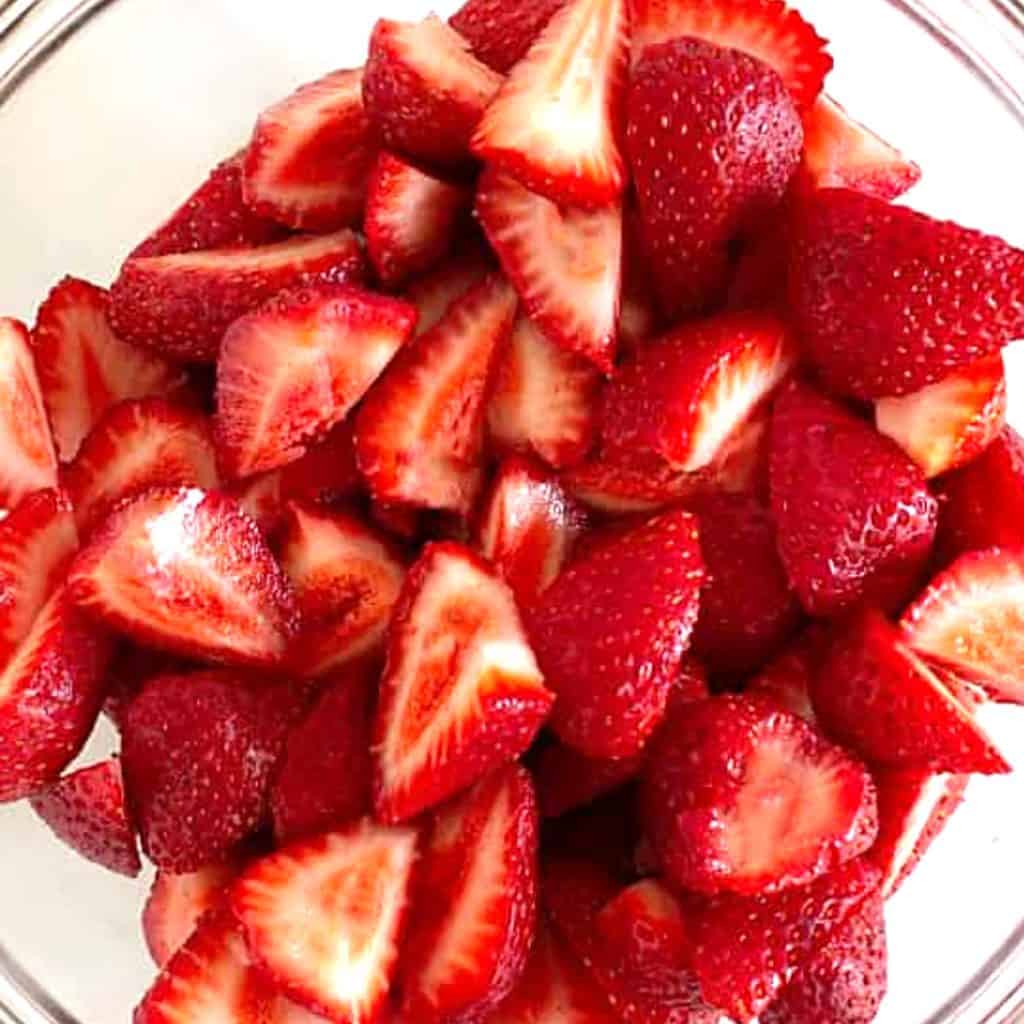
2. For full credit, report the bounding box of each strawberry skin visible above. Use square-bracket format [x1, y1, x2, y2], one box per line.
[770, 382, 938, 617]
[535, 741, 644, 818]
[450, 0, 567, 73]
[526, 508, 704, 758]
[745, 625, 829, 723]
[405, 256, 490, 337]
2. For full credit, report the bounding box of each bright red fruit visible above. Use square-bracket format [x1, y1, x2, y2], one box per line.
[535, 742, 644, 818]
[746, 626, 829, 723]
[277, 418, 362, 504]
[405, 256, 490, 337]
[450, 0, 567, 72]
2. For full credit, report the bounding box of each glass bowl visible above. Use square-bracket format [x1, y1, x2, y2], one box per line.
[1, 0, 1024, 1021]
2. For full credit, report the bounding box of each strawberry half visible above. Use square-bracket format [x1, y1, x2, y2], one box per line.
[215, 283, 416, 479]
[471, 0, 629, 207]
[476, 169, 622, 373]
[69, 487, 298, 667]
[745, 625, 829, 723]
[277, 418, 362, 504]
[363, 16, 502, 169]
[535, 741, 645, 818]
[401, 765, 538, 1022]
[373, 542, 552, 823]
[243, 67, 376, 232]
[356, 274, 517, 515]
[770, 382, 938, 617]
[450, 0, 567, 73]
[232, 822, 418, 1022]
[405, 256, 490, 337]
[110, 230, 366, 363]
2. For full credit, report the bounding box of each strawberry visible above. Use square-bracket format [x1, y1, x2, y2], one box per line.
[601, 311, 796, 473]
[0, 588, 112, 802]
[270, 667, 374, 844]
[746, 626, 829, 723]
[487, 316, 602, 469]
[278, 418, 362, 504]
[535, 742, 644, 818]
[32, 277, 188, 461]
[131, 154, 285, 258]
[790, 188, 1024, 399]
[63, 398, 219, 537]
[365, 152, 470, 288]
[363, 16, 503, 168]
[69, 487, 298, 667]
[814, 609, 1008, 774]
[800, 94, 921, 199]
[371, 499, 424, 542]
[626, 39, 803, 319]
[631, 0, 832, 110]
[102, 645, 187, 730]
[688, 858, 883, 1022]
[110, 229, 366, 363]
[405, 257, 490, 337]
[475, 456, 587, 606]
[471, 0, 629, 208]
[120, 669, 306, 871]
[770, 382, 938, 617]
[356, 274, 517, 515]
[451, 0, 567, 73]
[526, 508, 704, 758]
[0, 318, 58, 504]
[642, 695, 878, 895]
[476, 169, 622, 373]
[215, 283, 416, 479]
[243, 68, 376, 232]
[373, 542, 552, 823]
[232, 822, 418, 1022]
[727, 204, 792, 312]
[401, 765, 538, 1022]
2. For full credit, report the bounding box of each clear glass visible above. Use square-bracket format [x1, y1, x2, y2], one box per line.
[1, 0, 1024, 1021]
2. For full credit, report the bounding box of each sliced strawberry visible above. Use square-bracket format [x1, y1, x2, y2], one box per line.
[69, 487, 298, 667]
[356, 274, 517, 515]
[363, 16, 502, 168]
[243, 67, 376, 232]
[63, 398, 219, 537]
[472, 0, 629, 207]
[232, 822, 418, 1022]
[102, 645, 187, 730]
[527, 509, 704, 758]
[226, 470, 286, 537]
[727, 204, 792, 312]
[476, 169, 622, 373]
[0, 588, 112, 802]
[535, 742, 644, 818]
[365, 152, 470, 288]
[278, 418, 362, 504]
[457, 0, 569, 70]
[631, 0, 832, 109]
[215, 283, 416, 479]
[371, 499, 424, 542]
[373, 542, 552, 823]
[770, 381, 938, 617]
[110, 230, 366, 362]
[745, 626, 829, 723]
[401, 765, 538, 1022]
[405, 256, 490, 337]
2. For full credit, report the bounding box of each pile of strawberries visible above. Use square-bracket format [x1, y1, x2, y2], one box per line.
[2, 0, 1024, 1020]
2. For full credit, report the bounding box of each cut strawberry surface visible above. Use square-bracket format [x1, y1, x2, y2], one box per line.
[278, 418, 362, 504]
[472, 0, 629, 207]
[110, 229, 366, 363]
[215, 283, 416, 479]
[405, 257, 490, 337]
[373, 542, 552, 823]
[69, 487, 298, 667]
[535, 742, 644, 818]
[356, 274, 517, 515]
[476, 169, 621, 373]
[363, 16, 502, 169]
[451, 0, 567, 73]
[243, 67, 376, 232]
[232, 822, 418, 1023]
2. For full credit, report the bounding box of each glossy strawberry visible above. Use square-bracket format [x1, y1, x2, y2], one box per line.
[450, 0, 567, 72]
[535, 742, 644, 818]
[277, 418, 362, 504]
[745, 626, 829, 723]
[405, 256, 490, 337]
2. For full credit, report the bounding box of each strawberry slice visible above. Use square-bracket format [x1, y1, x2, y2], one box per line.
[401, 765, 539, 1022]
[770, 382, 938, 617]
[476, 169, 622, 373]
[405, 256, 490, 337]
[63, 398, 219, 537]
[471, 0, 629, 207]
[373, 542, 552, 823]
[279, 502, 405, 678]
[800, 94, 921, 199]
[215, 283, 416, 479]
[29, 756, 139, 876]
[488, 316, 601, 469]
[32, 277, 187, 461]
[535, 742, 644, 818]
[527, 509, 704, 758]
[69, 487, 298, 667]
[363, 16, 503, 168]
[631, 0, 832, 109]
[365, 152, 470, 288]
[232, 821, 418, 1022]
[243, 67, 376, 232]
[278, 418, 362, 504]
[0, 318, 58, 504]
[0, 588, 112, 802]
[475, 456, 587, 606]
[356, 274, 517, 515]
[110, 230, 366, 363]
[745, 626, 829, 723]
[451, 0, 566, 73]
[875, 356, 1007, 479]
